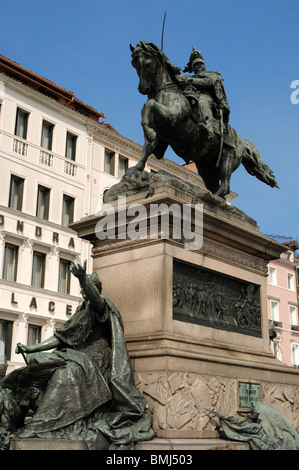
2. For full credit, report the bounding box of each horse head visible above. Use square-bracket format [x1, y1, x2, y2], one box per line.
[130, 41, 160, 95]
[130, 41, 182, 97]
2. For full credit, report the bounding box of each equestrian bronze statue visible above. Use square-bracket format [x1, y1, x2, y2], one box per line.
[128, 41, 278, 199]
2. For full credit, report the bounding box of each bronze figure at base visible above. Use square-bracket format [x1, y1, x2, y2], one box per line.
[0, 261, 154, 450]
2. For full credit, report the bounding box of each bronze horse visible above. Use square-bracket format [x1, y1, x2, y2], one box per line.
[128, 41, 278, 199]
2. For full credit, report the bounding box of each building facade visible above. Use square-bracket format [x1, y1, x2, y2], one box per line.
[0, 54, 206, 373]
[268, 241, 299, 367]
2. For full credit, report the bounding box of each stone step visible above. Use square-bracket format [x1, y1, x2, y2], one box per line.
[135, 438, 250, 450]
[9, 438, 88, 450]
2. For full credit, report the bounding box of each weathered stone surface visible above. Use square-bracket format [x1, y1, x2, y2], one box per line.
[9, 438, 88, 450]
[135, 438, 250, 450]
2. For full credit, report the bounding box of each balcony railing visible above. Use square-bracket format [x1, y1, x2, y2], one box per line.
[64, 160, 77, 177]
[40, 150, 54, 167]
[1, 130, 84, 180]
[13, 138, 28, 156]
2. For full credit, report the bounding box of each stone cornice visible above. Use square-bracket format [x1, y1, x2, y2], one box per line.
[1, 72, 114, 131]
[70, 183, 285, 267]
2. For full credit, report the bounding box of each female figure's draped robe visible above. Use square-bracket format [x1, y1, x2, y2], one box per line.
[1, 296, 154, 449]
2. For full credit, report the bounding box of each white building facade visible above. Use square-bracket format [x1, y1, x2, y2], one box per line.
[267, 242, 299, 367]
[0, 55, 206, 372]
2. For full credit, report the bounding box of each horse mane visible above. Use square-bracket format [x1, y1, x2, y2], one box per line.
[132, 41, 182, 81]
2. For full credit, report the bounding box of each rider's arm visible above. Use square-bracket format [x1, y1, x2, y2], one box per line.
[190, 76, 212, 90]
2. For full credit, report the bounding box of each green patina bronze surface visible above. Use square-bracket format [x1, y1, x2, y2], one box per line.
[0, 261, 154, 450]
[208, 403, 299, 450]
[127, 41, 278, 199]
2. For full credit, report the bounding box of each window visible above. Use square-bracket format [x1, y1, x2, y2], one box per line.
[65, 132, 77, 161]
[31, 251, 46, 288]
[292, 342, 299, 367]
[270, 300, 279, 322]
[269, 267, 277, 285]
[41, 120, 54, 150]
[290, 306, 298, 326]
[273, 340, 282, 361]
[58, 259, 71, 294]
[8, 174, 24, 211]
[118, 156, 129, 178]
[62, 194, 75, 226]
[15, 107, 29, 139]
[104, 149, 115, 175]
[27, 325, 41, 361]
[0, 320, 13, 362]
[2, 243, 18, 282]
[287, 273, 294, 290]
[36, 185, 50, 220]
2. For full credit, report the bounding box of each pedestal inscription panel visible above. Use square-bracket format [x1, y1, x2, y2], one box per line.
[238, 382, 260, 408]
[173, 259, 261, 337]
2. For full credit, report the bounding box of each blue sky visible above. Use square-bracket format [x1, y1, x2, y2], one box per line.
[1, 0, 299, 243]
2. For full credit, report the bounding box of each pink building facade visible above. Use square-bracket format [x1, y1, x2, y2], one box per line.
[267, 242, 299, 367]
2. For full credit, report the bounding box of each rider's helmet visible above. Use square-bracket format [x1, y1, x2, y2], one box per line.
[183, 47, 205, 73]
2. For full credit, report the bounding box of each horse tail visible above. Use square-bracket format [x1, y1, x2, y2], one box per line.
[241, 139, 279, 189]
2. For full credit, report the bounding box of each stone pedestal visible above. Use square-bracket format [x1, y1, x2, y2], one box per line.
[10, 438, 88, 450]
[71, 178, 299, 442]
[135, 438, 250, 451]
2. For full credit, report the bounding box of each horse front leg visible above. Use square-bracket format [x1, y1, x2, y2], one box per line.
[125, 100, 156, 176]
[123, 101, 154, 176]
[130, 134, 168, 174]
[141, 99, 157, 144]
[141, 98, 178, 143]
[137, 140, 153, 170]
[126, 100, 169, 176]
[125, 140, 153, 175]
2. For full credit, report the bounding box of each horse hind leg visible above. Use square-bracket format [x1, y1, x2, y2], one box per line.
[198, 160, 230, 199]
[214, 149, 237, 199]
[214, 178, 230, 199]
[214, 160, 230, 198]
[196, 166, 221, 195]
